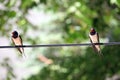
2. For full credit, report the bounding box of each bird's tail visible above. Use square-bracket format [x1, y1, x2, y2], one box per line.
[98, 50, 103, 58]
[22, 52, 26, 59]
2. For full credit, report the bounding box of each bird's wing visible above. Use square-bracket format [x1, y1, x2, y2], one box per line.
[11, 36, 24, 54]
[89, 33, 103, 57]
[89, 34, 100, 52]
[89, 35, 96, 50]
[19, 35, 24, 53]
[96, 33, 103, 56]
[97, 33, 99, 43]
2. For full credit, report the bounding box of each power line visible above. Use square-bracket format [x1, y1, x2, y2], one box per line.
[0, 42, 120, 48]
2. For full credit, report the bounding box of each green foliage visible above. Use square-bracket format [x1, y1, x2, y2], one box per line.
[0, 0, 120, 80]
[20, 0, 37, 11]
[27, 45, 120, 80]
[26, 0, 120, 80]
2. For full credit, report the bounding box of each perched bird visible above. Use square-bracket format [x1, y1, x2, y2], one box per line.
[89, 28, 103, 56]
[11, 31, 25, 57]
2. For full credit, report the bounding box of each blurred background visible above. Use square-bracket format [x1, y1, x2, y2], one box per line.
[0, 0, 120, 80]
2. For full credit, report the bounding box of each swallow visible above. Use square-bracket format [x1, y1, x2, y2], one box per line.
[11, 31, 25, 57]
[89, 28, 103, 56]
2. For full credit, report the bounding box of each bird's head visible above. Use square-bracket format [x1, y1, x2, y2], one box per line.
[12, 31, 18, 38]
[90, 28, 96, 35]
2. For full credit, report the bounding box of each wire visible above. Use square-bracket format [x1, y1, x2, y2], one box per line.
[0, 42, 120, 48]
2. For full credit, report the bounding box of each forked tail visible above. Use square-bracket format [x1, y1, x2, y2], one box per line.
[98, 50, 103, 58]
[22, 52, 26, 59]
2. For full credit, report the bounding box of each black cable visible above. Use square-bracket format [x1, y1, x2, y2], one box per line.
[0, 42, 120, 48]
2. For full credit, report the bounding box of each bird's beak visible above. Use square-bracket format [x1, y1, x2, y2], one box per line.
[12, 31, 15, 35]
[11, 32, 14, 37]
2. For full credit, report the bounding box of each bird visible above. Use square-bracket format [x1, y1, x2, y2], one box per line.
[89, 28, 103, 56]
[11, 31, 25, 57]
